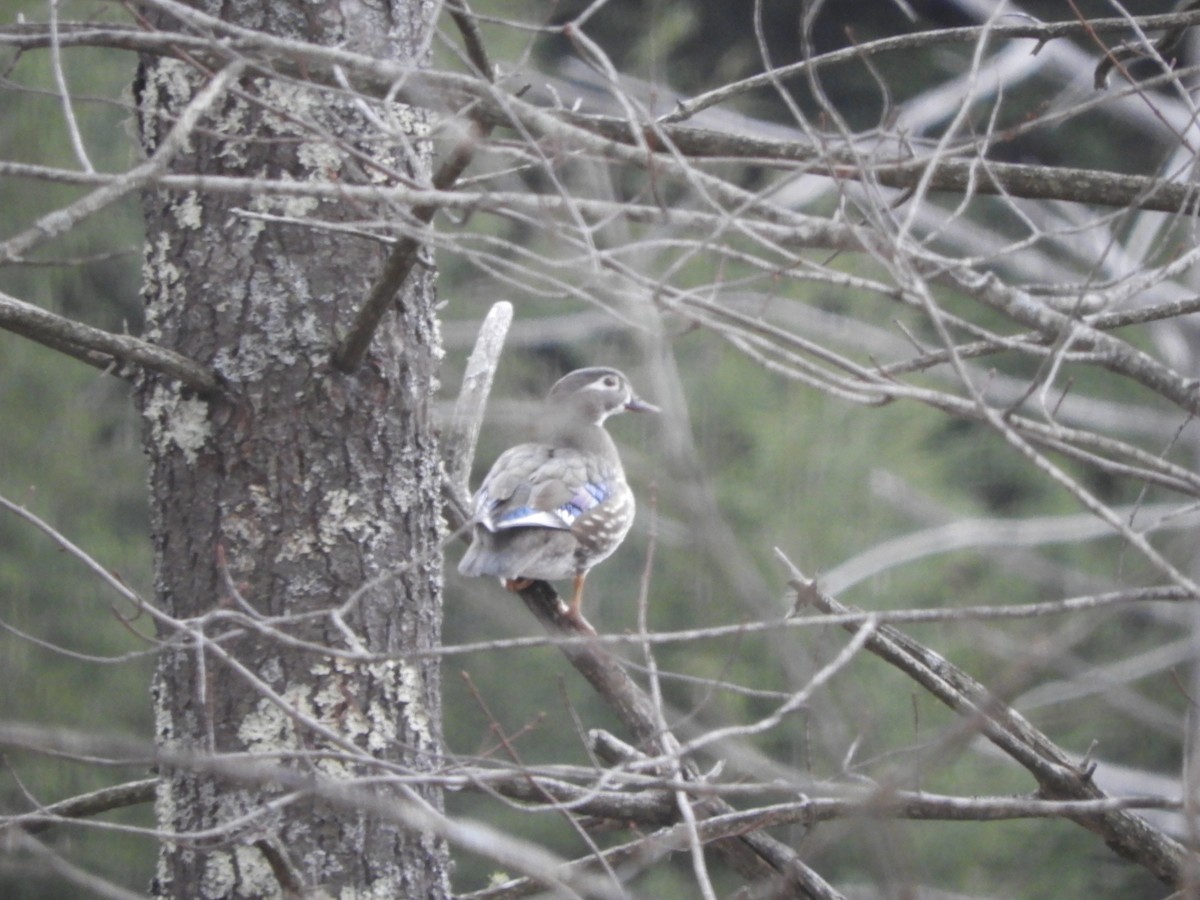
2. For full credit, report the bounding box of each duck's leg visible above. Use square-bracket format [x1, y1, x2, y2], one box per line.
[504, 577, 535, 591]
[567, 572, 587, 620]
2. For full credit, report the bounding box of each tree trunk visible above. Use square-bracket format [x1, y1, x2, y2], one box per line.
[135, 2, 448, 896]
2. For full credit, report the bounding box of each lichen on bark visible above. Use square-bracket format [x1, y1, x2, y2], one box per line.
[135, 1, 449, 896]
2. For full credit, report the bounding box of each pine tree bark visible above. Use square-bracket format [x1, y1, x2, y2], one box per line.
[135, 2, 449, 896]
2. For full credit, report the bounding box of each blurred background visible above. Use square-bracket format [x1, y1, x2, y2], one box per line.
[3, 0, 1197, 895]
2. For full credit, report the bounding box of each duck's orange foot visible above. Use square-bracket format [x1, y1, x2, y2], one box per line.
[503, 577, 535, 592]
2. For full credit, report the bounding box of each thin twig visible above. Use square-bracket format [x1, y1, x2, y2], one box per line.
[0, 59, 245, 264]
[776, 548, 1188, 886]
[512, 580, 842, 898]
[332, 1, 499, 372]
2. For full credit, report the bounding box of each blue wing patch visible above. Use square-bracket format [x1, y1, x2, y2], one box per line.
[559, 482, 610, 524]
[490, 481, 611, 530]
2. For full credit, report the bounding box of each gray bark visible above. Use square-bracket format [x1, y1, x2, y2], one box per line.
[135, 1, 449, 896]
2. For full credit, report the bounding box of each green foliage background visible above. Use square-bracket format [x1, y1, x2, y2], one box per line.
[1, 2, 153, 896]
[0, 0, 1188, 896]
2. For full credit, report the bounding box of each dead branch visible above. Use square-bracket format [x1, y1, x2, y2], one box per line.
[777, 550, 1189, 887]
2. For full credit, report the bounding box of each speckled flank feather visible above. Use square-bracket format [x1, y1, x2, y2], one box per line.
[458, 367, 657, 617]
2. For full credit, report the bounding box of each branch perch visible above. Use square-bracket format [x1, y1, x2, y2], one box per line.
[443, 401, 838, 894]
[514, 580, 843, 900]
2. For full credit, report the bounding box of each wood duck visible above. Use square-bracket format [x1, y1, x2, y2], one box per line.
[458, 367, 658, 622]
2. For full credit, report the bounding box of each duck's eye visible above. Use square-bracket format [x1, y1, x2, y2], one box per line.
[603, 376, 618, 388]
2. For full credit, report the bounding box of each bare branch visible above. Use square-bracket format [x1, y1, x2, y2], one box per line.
[0, 59, 245, 264]
[661, 11, 1200, 124]
[511, 581, 841, 898]
[777, 550, 1189, 886]
[332, 1, 499, 372]
[3, 779, 157, 836]
[2, 829, 147, 900]
[9, 15, 1200, 216]
[444, 300, 513, 493]
[11, 0, 1200, 894]
[0, 290, 221, 394]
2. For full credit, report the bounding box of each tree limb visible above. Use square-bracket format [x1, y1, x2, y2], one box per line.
[513, 581, 843, 900]
[0, 290, 222, 394]
[776, 549, 1189, 887]
[331, 0, 499, 372]
[9, 13, 1200, 217]
[0, 778, 157, 836]
[444, 300, 513, 495]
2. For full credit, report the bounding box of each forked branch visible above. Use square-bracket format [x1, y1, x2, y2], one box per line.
[777, 549, 1189, 886]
